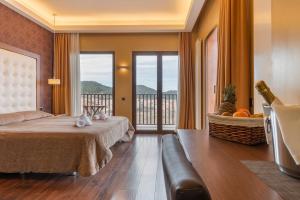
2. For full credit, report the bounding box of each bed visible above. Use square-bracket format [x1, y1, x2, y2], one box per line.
[0, 112, 134, 176]
[0, 43, 134, 177]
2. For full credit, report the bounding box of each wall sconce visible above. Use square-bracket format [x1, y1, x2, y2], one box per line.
[118, 65, 129, 72]
[48, 78, 61, 85]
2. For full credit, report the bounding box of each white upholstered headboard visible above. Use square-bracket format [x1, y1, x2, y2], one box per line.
[0, 43, 40, 114]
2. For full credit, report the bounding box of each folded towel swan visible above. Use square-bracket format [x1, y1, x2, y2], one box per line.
[93, 110, 108, 121]
[74, 114, 93, 128]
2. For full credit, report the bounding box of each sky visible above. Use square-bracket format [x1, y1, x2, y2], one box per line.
[80, 54, 113, 86]
[80, 54, 178, 92]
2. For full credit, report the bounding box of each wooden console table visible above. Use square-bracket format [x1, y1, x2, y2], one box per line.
[177, 129, 283, 200]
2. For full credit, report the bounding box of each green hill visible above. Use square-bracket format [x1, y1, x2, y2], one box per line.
[164, 90, 177, 94]
[136, 85, 156, 94]
[81, 81, 177, 94]
[81, 81, 112, 94]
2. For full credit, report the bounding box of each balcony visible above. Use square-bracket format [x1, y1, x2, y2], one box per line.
[136, 94, 177, 130]
[81, 94, 113, 116]
[81, 93, 177, 130]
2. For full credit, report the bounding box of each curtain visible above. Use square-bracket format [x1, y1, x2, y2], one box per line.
[69, 33, 81, 116]
[52, 33, 71, 115]
[216, 0, 251, 110]
[178, 32, 195, 129]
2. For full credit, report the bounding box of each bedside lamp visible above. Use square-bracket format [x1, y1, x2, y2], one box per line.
[48, 14, 61, 87]
[48, 78, 61, 85]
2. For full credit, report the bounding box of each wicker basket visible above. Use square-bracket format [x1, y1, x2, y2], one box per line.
[208, 114, 266, 145]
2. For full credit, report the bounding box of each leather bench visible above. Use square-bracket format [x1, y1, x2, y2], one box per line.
[162, 134, 211, 200]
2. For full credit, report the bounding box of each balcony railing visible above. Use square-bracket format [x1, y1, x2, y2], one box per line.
[81, 94, 113, 116]
[136, 94, 177, 126]
[81, 93, 177, 128]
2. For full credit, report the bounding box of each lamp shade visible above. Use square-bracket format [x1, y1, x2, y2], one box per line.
[48, 78, 61, 85]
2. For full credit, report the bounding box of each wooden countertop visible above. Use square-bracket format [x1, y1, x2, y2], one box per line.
[177, 129, 283, 200]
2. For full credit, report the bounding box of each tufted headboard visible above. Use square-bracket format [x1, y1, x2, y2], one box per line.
[0, 42, 40, 114]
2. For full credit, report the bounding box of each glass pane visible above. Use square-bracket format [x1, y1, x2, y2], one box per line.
[162, 55, 179, 130]
[136, 55, 157, 131]
[80, 54, 114, 116]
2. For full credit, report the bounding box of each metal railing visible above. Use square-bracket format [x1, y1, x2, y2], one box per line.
[136, 94, 177, 126]
[162, 94, 177, 125]
[81, 93, 178, 126]
[81, 94, 113, 116]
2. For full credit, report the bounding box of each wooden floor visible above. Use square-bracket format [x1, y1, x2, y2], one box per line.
[0, 135, 167, 200]
[0, 132, 282, 200]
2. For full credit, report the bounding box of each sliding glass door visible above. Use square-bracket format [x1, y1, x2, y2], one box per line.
[80, 52, 114, 115]
[135, 55, 158, 131]
[133, 52, 178, 133]
[162, 55, 179, 130]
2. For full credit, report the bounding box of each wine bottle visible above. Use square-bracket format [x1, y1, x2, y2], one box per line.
[255, 80, 276, 105]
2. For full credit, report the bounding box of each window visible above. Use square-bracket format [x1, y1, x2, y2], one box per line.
[80, 53, 114, 115]
[133, 52, 178, 132]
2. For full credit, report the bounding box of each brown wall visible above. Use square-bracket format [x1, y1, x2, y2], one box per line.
[193, 0, 220, 39]
[0, 4, 53, 113]
[80, 33, 179, 121]
[253, 0, 272, 112]
[271, 0, 300, 104]
[254, 0, 300, 111]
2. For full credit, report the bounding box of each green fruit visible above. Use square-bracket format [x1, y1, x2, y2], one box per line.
[218, 84, 237, 114]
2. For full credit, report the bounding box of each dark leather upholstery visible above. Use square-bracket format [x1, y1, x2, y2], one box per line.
[162, 134, 211, 200]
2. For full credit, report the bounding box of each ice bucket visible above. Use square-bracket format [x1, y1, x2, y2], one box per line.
[263, 105, 300, 178]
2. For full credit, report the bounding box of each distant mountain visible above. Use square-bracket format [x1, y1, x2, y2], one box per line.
[81, 81, 177, 94]
[164, 90, 178, 94]
[81, 81, 112, 94]
[136, 85, 178, 94]
[136, 85, 156, 94]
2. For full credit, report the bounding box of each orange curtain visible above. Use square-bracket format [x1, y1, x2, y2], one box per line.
[216, 0, 251, 110]
[178, 32, 195, 129]
[52, 33, 71, 115]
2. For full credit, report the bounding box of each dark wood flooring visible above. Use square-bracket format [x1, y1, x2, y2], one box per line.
[0, 135, 166, 200]
[0, 132, 282, 200]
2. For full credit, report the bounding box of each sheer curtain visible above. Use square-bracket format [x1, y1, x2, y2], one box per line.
[178, 32, 196, 129]
[69, 33, 81, 116]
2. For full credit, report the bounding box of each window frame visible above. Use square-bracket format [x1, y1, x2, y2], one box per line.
[132, 51, 179, 134]
[80, 51, 116, 116]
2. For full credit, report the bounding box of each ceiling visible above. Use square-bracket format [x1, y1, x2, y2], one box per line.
[0, 0, 205, 32]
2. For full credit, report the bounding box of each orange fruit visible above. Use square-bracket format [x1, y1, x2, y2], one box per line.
[233, 111, 249, 118]
[221, 112, 233, 116]
[250, 113, 264, 118]
[237, 108, 251, 116]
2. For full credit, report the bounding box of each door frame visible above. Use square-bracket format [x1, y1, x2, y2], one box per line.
[80, 51, 116, 116]
[204, 26, 219, 127]
[132, 51, 178, 134]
